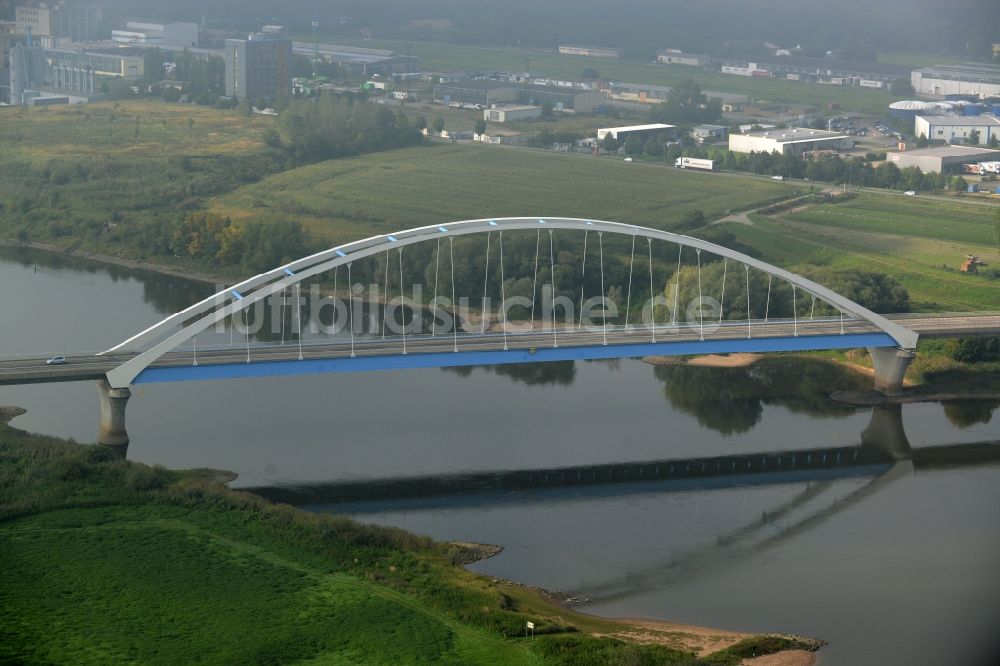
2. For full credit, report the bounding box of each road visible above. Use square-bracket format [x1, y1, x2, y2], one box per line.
[0, 313, 997, 387]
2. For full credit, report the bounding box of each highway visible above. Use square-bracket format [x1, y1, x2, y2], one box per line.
[1, 313, 998, 386]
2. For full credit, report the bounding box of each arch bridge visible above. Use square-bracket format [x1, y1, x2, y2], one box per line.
[18, 217, 934, 447]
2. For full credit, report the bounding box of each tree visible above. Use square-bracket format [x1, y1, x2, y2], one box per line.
[433, 116, 445, 134]
[262, 127, 282, 149]
[649, 78, 720, 125]
[967, 129, 981, 145]
[162, 87, 182, 103]
[889, 78, 915, 96]
[414, 114, 428, 131]
[581, 67, 600, 80]
[915, 133, 929, 148]
[990, 134, 1000, 149]
[600, 133, 618, 153]
[540, 101, 555, 120]
[952, 175, 968, 192]
[474, 119, 487, 134]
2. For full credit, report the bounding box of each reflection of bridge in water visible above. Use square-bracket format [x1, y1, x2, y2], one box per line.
[249, 405, 1000, 601]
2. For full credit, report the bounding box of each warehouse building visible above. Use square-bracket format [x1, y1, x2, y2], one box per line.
[15, 1, 104, 45]
[728, 127, 852, 155]
[886, 145, 1000, 173]
[911, 64, 1000, 98]
[601, 80, 672, 105]
[558, 44, 622, 59]
[484, 105, 540, 122]
[914, 114, 1000, 145]
[597, 123, 676, 142]
[291, 42, 419, 77]
[656, 49, 714, 68]
[112, 20, 198, 48]
[8, 41, 142, 103]
[224, 34, 291, 101]
[433, 80, 517, 107]
[520, 83, 605, 113]
[693, 124, 728, 143]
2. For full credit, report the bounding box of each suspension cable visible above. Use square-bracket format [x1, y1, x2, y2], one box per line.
[648, 238, 656, 343]
[481, 231, 491, 335]
[499, 231, 508, 350]
[672, 243, 682, 328]
[399, 247, 407, 354]
[432, 236, 440, 337]
[624, 233, 636, 329]
[347, 262, 355, 357]
[549, 229, 558, 348]
[745, 264, 751, 339]
[764, 275, 773, 322]
[718, 258, 728, 325]
[332, 266, 338, 335]
[450, 236, 458, 352]
[792, 284, 798, 337]
[382, 249, 389, 339]
[530, 229, 540, 330]
[577, 229, 588, 330]
[296, 282, 303, 360]
[280, 288, 286, 345]
[599, 232, 607, 345]
[696, 248, 704, 340]
[244, 308, 250, 363]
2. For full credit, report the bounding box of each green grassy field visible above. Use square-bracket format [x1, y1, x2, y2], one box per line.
[331, 38, 897, 114]
[0, 101, 275, 162]
[722, 193, 1000, 311]
[0, 422, 815, 665]
[207, 142, 792, 244]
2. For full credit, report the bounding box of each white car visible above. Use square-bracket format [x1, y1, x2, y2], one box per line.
[771, 175, 784, 181]
[46, 355, 67, 365]
[904, 190, 916, 196]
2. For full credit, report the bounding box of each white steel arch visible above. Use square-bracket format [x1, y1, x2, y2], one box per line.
[103, 217, 918, 388]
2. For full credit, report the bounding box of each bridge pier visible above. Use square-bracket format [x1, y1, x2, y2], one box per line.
[868, 347, 916, 395]
[96, 378, 130, 457]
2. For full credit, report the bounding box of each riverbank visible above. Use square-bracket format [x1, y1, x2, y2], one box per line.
[0, 413, 823, 665]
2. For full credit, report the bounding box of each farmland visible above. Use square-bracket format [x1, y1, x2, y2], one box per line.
[329, 38, 897, 115]
[722, 193, 1000, 312]
[206, 142, 791, 244]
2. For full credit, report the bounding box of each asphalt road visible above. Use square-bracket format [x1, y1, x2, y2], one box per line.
[1, 313, 997, 386]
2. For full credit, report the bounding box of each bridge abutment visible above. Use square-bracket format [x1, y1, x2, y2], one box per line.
[868, 347, 916, 395]
[96, 378, 130, 457]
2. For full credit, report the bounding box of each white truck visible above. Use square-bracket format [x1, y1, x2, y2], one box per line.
[675, 157, 714, 171]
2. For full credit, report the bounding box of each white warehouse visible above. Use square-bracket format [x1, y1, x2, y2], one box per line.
[911, 64, 1000, 98]
[596, 123, 676, 142]
[484, 105, 541, 123]
[914, 115, 1000, 146]
[728, 127, 853, 155]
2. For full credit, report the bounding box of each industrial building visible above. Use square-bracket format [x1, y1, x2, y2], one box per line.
[692, 124, 728, 143]
[433, 80, 517, 107]
[728, 127, 853, 155]
[597, 124, 676, 142]
[8, 41, 142, 103]
[914, 114, 1000, 145]
[521, 83, 604, 113]
[601, 80, 671, 105]
[558, 44, 622, 59]
[911, 64, 1000, 98]
[886, 145, 1000, 173]
[720, 56, 906, 86]
[484, 105, 540, 123]
[291, 42, 419, 77]
[112, 20, 198, 48]
[224, 34, 291, 101]
[15, 1, 104, 45]
[656, 49, 714, 67]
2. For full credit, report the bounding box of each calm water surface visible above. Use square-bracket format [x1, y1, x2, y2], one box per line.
[1, 246, 999, 665]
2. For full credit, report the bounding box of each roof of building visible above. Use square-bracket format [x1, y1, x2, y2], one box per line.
[890, 100, 933, 110]
[435, 79, 517, 91]
[740, 127, 849, 143]
[607, 81, 673, 94]
[890, 146, 1000, 158]
[915, 114, 1000, 126]
[915, 63, 1000, 84]
[559, 44, 623, 53]
[599, 123, 676, 133]
[694, 124, 728, 131]
[491, 104, 540, 112]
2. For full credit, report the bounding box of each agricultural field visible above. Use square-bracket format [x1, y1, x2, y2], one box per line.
[206, 142, 791, 244]
[0, 101, 275, 162]
[722, 193, 1000, 312]
[330, 38, 897, 115]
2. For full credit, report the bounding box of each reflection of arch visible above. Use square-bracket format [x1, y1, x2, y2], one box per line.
[101, 218, 918, 388]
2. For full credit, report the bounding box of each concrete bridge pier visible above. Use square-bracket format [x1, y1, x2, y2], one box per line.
[868, 347, 916, 395]
[96, 378, 130, 457]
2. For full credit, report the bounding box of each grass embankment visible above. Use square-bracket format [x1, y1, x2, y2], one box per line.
[328, 37, 897, 115]
[0, 419, 820, 665]
[722, 193, 1000, 312]
[207, 142, 790, 245]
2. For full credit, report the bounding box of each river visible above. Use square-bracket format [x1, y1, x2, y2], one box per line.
[1, 246, 999, 665]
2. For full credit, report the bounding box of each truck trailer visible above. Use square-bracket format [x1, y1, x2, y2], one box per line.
[675, 157, 714, 171]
